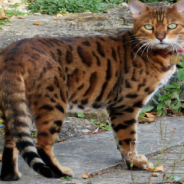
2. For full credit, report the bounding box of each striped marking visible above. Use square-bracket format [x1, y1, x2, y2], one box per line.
[92, 51, 101, 66]
[83, 72, 97, 96]
[77, 46, 91, 67]
[96, 42, 105, 57]
[55, 104, 64, 113]
[111, 47, 117, 61]
[66, 51, 73, 64]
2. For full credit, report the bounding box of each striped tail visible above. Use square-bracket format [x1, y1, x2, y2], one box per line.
[0, 74, 53, 178]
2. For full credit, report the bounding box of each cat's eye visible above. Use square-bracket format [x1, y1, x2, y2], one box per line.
[168, 23, 177, 29]
[144, 24, 154, 30]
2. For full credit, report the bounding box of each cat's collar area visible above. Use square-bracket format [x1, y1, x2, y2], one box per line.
[154, 48, 184, 56]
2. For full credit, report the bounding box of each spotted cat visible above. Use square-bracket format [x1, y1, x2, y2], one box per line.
[0, 0, 184, 181]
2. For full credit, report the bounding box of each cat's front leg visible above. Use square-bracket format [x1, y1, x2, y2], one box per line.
[107, 105, 153, 170]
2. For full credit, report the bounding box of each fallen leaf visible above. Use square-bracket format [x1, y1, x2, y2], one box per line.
[0, 9, 14, 20]
[82, 173, 89, 179]
[33, 21, 41, 25]
[145, 112, 156, 119]
[145, 165, 164, 172]
[0, 9, 6, 19]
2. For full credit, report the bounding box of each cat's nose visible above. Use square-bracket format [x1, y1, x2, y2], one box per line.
[157, 35, 165, 42]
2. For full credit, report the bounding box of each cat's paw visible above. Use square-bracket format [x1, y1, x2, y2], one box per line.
[1, 171, 22, 181]
[126, 153, 153, 170]
[60, 166, 73, 177]
[52, 166, 73, 178]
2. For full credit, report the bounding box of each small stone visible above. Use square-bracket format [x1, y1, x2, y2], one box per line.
[33, 21, 41, 25]
[17, 15, 25, 19]
[82, 129, 90, 133]
[82, 173, 89, 179]
[34, 13, 41, 16]
[120, 2, 128, 7]
[151, 173, 160, 177]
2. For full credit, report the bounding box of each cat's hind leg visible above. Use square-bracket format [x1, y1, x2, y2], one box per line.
[1, 123, 21, 181]
[34, 96, 73, 178]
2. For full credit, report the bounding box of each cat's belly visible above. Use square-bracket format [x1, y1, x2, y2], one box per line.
[66, 104, 105, 113]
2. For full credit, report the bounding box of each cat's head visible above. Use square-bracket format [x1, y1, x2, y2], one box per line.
[129, 0, 184, 52]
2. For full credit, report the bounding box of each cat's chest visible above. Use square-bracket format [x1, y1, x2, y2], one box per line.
[144, 65, 176, 104]
[158, 65, 176, 85]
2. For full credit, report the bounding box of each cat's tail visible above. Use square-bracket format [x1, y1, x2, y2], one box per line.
[0, 73, 53, 178]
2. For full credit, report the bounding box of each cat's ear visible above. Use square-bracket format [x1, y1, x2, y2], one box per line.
[129, 0, 150, 19]
[171, 0, 184, 14]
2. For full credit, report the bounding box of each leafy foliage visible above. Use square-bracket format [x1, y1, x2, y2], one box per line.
[60, 176, 72, 180]
[0, 19, 10, 30]
[76, 112, 85, 118]
[90, 119, 111, 131]
[27, 0, 124, 15]
[139, 106, 154, 118]
[152, 55, 184, 116]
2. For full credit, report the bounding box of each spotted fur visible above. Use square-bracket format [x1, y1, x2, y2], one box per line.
[1, 0, 184, 180]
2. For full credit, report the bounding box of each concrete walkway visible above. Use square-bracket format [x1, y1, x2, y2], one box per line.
[1, 117, 184, 184]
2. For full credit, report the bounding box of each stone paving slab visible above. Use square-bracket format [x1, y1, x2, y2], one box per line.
[94, 146, 184, 184]
[1, 117, 184, 183]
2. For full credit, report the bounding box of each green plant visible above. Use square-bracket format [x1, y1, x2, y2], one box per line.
[0, 19, 10, 30]
[27, 0, 124, 15]
[167, 175, 182, 182]
[0, 7, 29, 30]
[76, 112, 85, 118]
[60, 176, 72, 180]
[31, 130, 37, 138]
[152, 55, 184, 116]
[139, 105, 154, 118]
[90, 119, 111, 131]
[5, 9, 26, 17]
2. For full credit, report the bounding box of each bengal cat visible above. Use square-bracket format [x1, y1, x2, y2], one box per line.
[0, 0, 184, 181]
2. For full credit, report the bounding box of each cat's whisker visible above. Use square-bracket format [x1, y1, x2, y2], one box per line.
[174, 42, 184, 51]
[123, 37, 146, 45]
[146, 44, 151, 63]
[170, 44, 176, 54]
[131, 41, 147, 54]
[141, 44, 148, 57]
[125, 38, 146, 44]
[134, 43, 148, 60]
[172, 44, 178, 53]
[131, 42, 142, 52]
[131, 40, 147, 49]
[123, 40, 138, 44]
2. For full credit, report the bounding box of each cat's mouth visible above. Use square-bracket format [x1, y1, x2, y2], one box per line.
[155, 43, 169, 49]
[154, 48, 184, 55]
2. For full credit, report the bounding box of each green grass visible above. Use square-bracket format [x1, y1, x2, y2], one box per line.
[27, 0, 124, 15]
